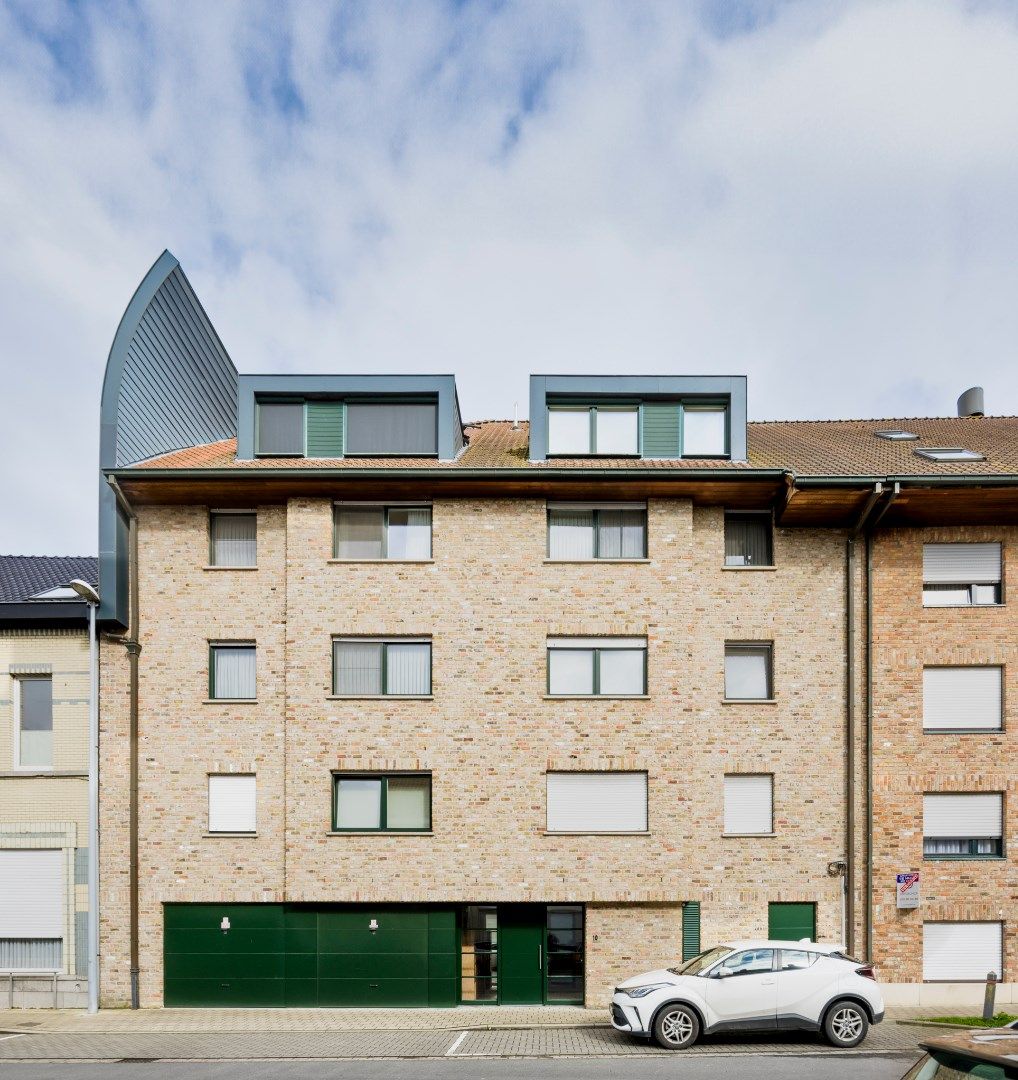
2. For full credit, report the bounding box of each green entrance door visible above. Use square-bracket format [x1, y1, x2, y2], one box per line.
[768, 902, 817, 942]
[498, 904, 545, 1004]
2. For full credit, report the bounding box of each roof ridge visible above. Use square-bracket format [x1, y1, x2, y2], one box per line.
[748, 415, 1018, 425]
[0, 554, 97, 561]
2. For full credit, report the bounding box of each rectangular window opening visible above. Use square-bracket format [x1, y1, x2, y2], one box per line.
[334, 505, 432, 560]
[724, 512, 773, 567]
[210, 512, 257, 567]
[724, 774, 774, 835]
[547, 637, 647, 696]
[16, 676, 53, 768]
[724, 643, 773, 700]
[332, 639, 432, 696]
[547, 503, 647, 560]
[209, 644, 257, 700]
[333, 773, 431, 831]
[546, 771, 648, 833]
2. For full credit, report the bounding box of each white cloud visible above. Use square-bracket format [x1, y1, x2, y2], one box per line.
[1, 0, 1017, 553]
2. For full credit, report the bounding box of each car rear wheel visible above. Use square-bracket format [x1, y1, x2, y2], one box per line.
[823, 1000, 869, 1048]
[652, 1004, 700, 1050]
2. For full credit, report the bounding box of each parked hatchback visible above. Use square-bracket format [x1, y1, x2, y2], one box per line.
[901, 1030, 1018, 1078]
[610, 939, 884, 1050]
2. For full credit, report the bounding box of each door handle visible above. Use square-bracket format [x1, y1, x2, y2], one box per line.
[538, 943, 542, 970]
[761, 977, 776, 985]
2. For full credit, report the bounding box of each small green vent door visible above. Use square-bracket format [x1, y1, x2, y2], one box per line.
[767, 902, 816, 943]
[306, 401, 344, 458]
[641, 403, 680, 458]
[681, 901, 701, 960]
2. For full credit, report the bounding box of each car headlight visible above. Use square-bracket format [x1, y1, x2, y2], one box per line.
[622, 983, 669, 999]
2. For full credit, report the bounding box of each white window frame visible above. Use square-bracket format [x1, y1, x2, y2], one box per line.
[12, 675, 53, 772]
[546, 406, 640, 457]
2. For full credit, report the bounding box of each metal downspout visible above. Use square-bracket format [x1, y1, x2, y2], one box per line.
[108, 476, 141, 1008]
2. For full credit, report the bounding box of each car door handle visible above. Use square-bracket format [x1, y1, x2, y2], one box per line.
[761, 977, 776, 985]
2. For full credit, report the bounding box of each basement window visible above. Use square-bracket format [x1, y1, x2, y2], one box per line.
[914, 447, 984, 462]
[874, 430, 918, 441]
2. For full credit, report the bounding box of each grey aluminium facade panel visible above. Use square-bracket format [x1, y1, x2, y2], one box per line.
[99, 251, 239, 626]
[528, 375, 748, 462]
[236, 374, 463, 461]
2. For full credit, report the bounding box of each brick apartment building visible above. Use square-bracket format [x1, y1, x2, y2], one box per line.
[94, 252, 1016, 1009]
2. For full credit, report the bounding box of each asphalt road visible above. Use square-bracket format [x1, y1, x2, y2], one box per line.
[0, 1055, 922, 1080]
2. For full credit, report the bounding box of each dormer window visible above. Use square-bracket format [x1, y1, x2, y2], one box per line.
[681, 405, 727, 456]
[914, 447, 985, 462]
[257, 402, 304, 456]
[547, 406, 638, 456]
[545, 400, 730, 458]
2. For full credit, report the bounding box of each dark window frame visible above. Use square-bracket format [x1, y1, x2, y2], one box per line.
[343, 399, 439, 458]
[545, 505, 648, 560]
[723, 510, 774, 567]
[255, 399, 306, 457]
[546, 641, 648, 697]
[208, 510, 258, 567]
[331, 772, 432, 832]
[680, 401, 731, 459]
[724, 641, 774, 701]
[331, 638, 433, 697]
[332, 504, 433, 560]
[208, 642, 257, 701]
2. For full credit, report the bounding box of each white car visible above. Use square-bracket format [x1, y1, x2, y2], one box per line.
[611, 939, 884, 1050]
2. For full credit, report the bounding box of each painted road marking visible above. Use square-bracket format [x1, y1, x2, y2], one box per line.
[445, 1031, 469, 1056]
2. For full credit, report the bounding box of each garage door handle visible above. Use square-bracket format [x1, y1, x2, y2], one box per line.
[538, 943, 542, 970]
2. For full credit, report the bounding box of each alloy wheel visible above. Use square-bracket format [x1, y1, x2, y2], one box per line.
[831, 1006, 863, 1043]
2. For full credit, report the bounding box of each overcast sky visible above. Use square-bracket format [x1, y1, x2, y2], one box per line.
[2, 0, 1018, 556]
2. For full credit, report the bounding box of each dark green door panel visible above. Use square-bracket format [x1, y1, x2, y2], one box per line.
[164, 903, 458, 1008]
[767, 902, 817, 942]
[498, 904, 545, 1004]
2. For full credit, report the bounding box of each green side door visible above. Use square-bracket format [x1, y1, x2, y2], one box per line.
[498, 904, 545, 1004]
[767, 902, 817, 942]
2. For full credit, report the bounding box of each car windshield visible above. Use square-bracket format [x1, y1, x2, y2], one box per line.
[668, 946, 733, 977]
[900, 1049, 1018, 1080]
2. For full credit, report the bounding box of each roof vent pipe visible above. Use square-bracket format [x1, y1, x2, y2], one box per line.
[957, 386, 984, 418]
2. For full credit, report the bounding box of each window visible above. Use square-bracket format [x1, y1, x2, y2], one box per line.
[345, 403, 438, 456]
[923, 922, 1002, 981]
[333, 774, 431, 831]
[209, 644, 256, 700]
[924, 794, 1003, 858]
[723, 774, 773, 835]
[682, 405, 727, 456]
[15, 677, 52, 768]
[461, 904, 498, 1002]
[332, 639, 432, 696]
[923, 666, 1002, 732]
[724, 643, 773, 700]
[208, 774, 256, 833]
[0, 850, 63, 971]
[546, 637, 647, 696]
[547, 406, 638, 455]
[546, 772, 648, 832]
[256, 402, 304, 455]
[334, 505, 432, 560]
[923, 543, 1001, 606]
[874, 430, 918, 441]
[209, 512, 257, 567]
[724, 512, 773, 567]
[714, 948, 774, 977]
[914, 447, 985, 462]
[546, 503, 646, 560]
[778, 949, 819, 971]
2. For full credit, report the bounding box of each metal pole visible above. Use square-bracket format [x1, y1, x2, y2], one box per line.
[87, 600, 99, 1014]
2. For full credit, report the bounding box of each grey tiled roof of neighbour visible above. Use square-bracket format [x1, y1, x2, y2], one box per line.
[0, 555, 99, 603]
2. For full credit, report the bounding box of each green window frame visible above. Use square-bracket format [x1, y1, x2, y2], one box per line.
[680, 401, 730, 458]
[331, 773, 432, 832]
[546, 639, 648, 696]
[208, 643, 257, 700]
[546, 505, 647, 560]
[331, 638, 433, 697]
[923, 837, 1004, 859]
[332, 505, 433, 560]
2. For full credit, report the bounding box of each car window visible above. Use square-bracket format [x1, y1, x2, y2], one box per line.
[670, 946, 732, 977]
[779, 949, 817, 971]
[715, 948, 774, 977]
[900, 1050, 1018, 1079]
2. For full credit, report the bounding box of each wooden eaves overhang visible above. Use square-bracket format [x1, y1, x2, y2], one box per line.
[109, 466, 1018, 527]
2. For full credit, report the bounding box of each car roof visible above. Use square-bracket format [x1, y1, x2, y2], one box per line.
[921, 1030, 1018, 1068]
[723, 939, 846, 954]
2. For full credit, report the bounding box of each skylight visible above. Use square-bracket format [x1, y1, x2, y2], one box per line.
[874, 430, 918, 441]
[914, 448, 985, 462]
[29, 585, 80, 600]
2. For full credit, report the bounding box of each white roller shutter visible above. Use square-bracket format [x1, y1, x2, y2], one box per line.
[547, 637, 647, 649]
[923, 667, 1002, 731]
[924, 794, 1002, 838]
[724, 775, 773, 835]
[923, 922, 1002, 981]
[547, 772, 647, 832]
[0, 849, 64, 938]
[208, 774, 257, 833]
[923, 543, 1001, 584]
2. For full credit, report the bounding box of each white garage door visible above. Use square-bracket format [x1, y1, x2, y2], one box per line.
[0, 849, 64, 969]
[923, 922, 1003, 982]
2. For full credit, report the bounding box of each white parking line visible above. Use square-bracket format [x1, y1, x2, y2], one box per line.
[445, 1030, 469, 1056]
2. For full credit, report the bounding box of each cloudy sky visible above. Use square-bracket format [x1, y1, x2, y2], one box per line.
[2, 0, 1018, 555]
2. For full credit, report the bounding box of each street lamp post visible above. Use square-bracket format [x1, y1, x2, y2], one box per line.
[70, 579, 100, 1014]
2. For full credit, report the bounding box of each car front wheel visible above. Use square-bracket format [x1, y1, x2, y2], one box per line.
[652, 1004, 700, 1050]
[823, 1000, 869, 1048]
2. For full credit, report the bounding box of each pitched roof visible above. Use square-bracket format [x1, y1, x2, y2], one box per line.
[0, 556, 99, 603]
[130, 415, 1018, 478]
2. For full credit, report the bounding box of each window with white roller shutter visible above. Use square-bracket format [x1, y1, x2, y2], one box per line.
[0, 849, 64, 970]
[923, 543, 1001, 606]
[923, 922, 1003, 982]
[546, 772, 647, 833]
[924, 793, 1003, 857]
[208, 774, 257, 833]
[923, 667, 1003, 731]
[724, 775, 774, 835]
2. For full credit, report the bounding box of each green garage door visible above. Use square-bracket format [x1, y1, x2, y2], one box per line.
[768, 902, 816, 942]
[164, 904, 457, 1007]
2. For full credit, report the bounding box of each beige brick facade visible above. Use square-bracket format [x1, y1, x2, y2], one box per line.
[100, 497, 851, 1007]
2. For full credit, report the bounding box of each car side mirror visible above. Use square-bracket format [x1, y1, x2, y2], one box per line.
[715, 968, 733, 979]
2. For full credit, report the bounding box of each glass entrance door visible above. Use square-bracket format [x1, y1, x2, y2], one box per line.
[461, 905, 498, 1003]
[546, 905, 584, 1003]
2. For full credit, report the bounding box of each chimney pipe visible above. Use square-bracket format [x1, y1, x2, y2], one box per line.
[957, 386, 984, 418]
